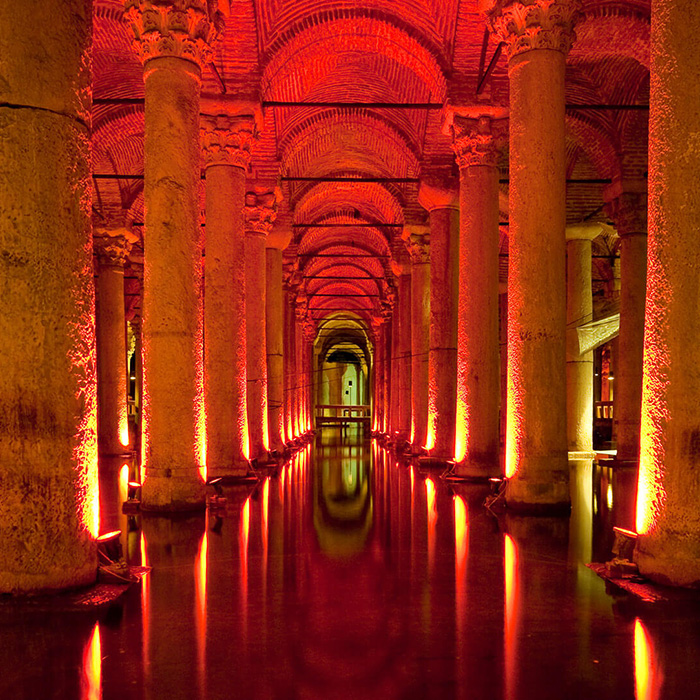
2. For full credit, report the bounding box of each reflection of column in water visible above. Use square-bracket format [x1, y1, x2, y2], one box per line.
[454, 496, 468, 698]
[82, 623, 101, 700]
[194, 524, 208, 698]
[504, 533, 519, 700]
[634, 618, 664, 700]
[425, 477, 437, 573]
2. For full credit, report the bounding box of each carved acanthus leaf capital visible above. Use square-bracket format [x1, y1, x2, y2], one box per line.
[94, 227, 139, 267]
[486, 0, 583, 60]
[123, 0, 218, 70]
[405, 233, 430, 264]
[201, 114, 258, 169]
[604, 190, 647, 237]
[245, 192, 278, 237]
[452, 115, 508, 169]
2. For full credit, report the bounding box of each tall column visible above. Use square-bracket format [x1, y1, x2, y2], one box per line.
[605, 185, 648, 462]
[245, 192, 278, 460]
[266, 227, 291, 452]
[635, 0, 700, 587]
[0, 0, 97, 592]
[95, 228, 137, 458]
[405, 232, 431, 449]
[396, 266, 413, 440]
[381, 313, 393, 434]
[125, 1, 217, 509]
[451, 114, 505, 477]
[371, 318, 383, 432]
[565, 224, 603, 454]
[419, 181, 460, 460]
[282, 273, 296, 441]
[487, 0, 581, 511]
[201, 113, 257, 476]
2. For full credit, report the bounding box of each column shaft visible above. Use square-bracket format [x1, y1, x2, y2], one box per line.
[411, 259, 430, 448]
[204, 164, 248, 475]
[455, 160, 501, 476]
[266, 248, 285, 451]
[635, 0, 700, 586]
[142, 57, 205, 509]
[397, 273, 413, 438]
[0, 0, 98, 591]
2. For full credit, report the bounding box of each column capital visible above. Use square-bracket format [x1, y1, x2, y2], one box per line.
[123, 0, 219, 70]
[604, 189, 648, 238]
[565, 222, 613, 242]
[200, 114, 258, 170]
[418, 174, 460, 211]
[94, 227, 139, 268]
[485, 0, 583, 60]
[245, 191, 278, 237]
[451, 114, 508, 169]
[404, 232, 431, 264]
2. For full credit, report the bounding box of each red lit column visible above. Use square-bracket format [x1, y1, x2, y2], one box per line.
[245, 191, 278, 461]
[371, 317, 383, 432]
[406, 232, 431, 449]
[0, 0, 97, 592]
[635, 0, 700, 586]
[419, 181, 460, 460]
[488, 0, 581, 511]
[94, 228, 137, 459]
[266, 233, 289, 453]
[382, 311, 393, 434]
[124, 1, 217, 509]
[396, 263, 413, 440]
[451, 114, 505, 476]
[201, 113, 257, 476]
[605, 186, 648, 462]
[565, 223, 603, 454]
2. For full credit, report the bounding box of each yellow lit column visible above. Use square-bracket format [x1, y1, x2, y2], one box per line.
[635, 0, 700, 587]
[124, 0, 218, 510]
[245, 191, 278, 461]
[487, 0, 582, 511]
[0, 0, 98, 592]
[419, 179, 460, 461]
[451, 114, 506, 477]
[201, 113, 257, 476]
[94, 228, 137, 459]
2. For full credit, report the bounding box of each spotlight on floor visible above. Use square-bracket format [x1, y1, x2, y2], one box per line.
[96, 530, 137, 583]
[207, 477, 227, 509]
[122, 481, 141, 514]
[97, 530, 123, 564]
[489, 477, 505, 495]
[606, 527, 639, 578]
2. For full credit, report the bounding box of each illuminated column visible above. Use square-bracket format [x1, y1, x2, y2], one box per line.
[635, 0, 700, 586]
[382, 311, 393, 434]
[488, 0, 581, 510]
[371, 317, 383, 432]
[0, 0, 97, 592]
[266, 225, 291, 452]
[565, 224, 602, 454]
[451, 114, 505, 476]
[282, 273, 296, 441]
[605, 186, 647, 462]
[419, 180, 459, 460]
[94, 228, 137, 458]
[245, 192, 278, 460]
[406, 232, 431, 448]
[396, 265, 413, 439]
[303, 322, 315, 432]
[124, 0, 217, 509]
[201, 113, 257, 476]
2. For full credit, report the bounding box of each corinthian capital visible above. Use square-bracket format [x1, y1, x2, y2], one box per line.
[94, 227, 139, 268]
[404, 233, 430, 265]
[486, 0, 583, 60]
[201, 114, 258, 169]
[452, 115, 508, 169]
[245, 191, 278, 237]
[123, 0, 218, 69]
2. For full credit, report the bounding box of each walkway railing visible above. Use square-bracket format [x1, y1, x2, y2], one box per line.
[315, 404, 371, 426]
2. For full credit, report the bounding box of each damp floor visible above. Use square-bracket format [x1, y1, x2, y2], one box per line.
[2, 426, 700, 699]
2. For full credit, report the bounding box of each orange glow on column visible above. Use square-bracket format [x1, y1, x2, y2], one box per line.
[140, 532, 150, 676]
[82, 623, 101, 700]
[634, 618, 663, 700]
[119, 464, 129, 503]
[119, 402, 130, 448]
[425, 383, 437, 451]
[195, 279, 207, 482]
[75, 374, 100, 538]
[426, 477, 437, 571]
[504, 533, 520, 700]
[505, 367, 521, 478]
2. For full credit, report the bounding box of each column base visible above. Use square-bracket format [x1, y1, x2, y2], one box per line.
[567, 451, 597, 461]
[141, 473, 206, 512]
[453, 458, 501, 481]
[0, 558, 97, 596]
[636, 534, 700, 588]
[207, 459, 251, 480]
[505, 470, 571, 514]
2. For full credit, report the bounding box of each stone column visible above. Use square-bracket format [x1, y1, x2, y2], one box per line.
[451, 114, 506, 477]
[405, 232, 431, 449]
[201, 113, 257, 476]
[396, 267, 413, 440]
[605, 185, 648, 462]
[487, 0, 581, 511]
[94, 228, 137, 458]
[419, 180, 459, 460]
[282, 273, 296, 441]
[381, 312, 393, 434]
[245, 192, 278, 460]
[565, 224, 603, 454]
[0, 0, 97, 592]
[635, 0, 700, 587]
[124, 0, 217, 509]
[266, 226, 291, 452]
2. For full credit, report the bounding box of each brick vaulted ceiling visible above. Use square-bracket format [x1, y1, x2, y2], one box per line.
[92, 0, 650, 330]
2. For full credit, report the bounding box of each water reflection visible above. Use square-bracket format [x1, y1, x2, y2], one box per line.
[634, 618, 664, 700]
[82, 623, 101, 700]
